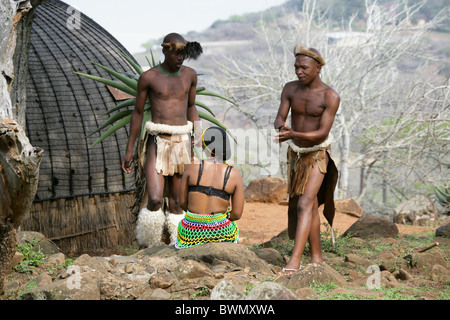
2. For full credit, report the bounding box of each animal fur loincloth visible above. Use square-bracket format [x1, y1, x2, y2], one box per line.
[131, 121, 193, 217]
[142, 121, 193, 176]
[286, 137, 338, 227]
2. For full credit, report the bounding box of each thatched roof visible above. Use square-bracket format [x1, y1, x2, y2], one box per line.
[26, 0, 137, 201]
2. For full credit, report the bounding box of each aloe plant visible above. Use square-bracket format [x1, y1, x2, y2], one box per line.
[76, 50, 234, 148]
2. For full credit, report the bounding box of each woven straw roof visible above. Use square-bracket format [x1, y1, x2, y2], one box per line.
[26, 0, 137, 201]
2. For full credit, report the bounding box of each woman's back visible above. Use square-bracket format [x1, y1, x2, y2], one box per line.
[179, 159, 244, 220]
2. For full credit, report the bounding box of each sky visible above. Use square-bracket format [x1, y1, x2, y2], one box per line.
[63, 0, 287, 54]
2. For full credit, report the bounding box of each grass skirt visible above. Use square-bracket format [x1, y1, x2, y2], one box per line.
[175, 211, 239, 249]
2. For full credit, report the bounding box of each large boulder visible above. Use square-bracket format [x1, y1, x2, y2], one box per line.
[18, 231, 62, 256]
[287, 263, 347, 291]
[166, 243, 274, 275]
[210, 280, 245, 300]
[244, 177, 287, 203]
[334, 198, 363, 218]
[245, 282, 298, 300]
[436, 223, 450, 238]
[342, 213, 399, 239]
[393, 195, 439, 226]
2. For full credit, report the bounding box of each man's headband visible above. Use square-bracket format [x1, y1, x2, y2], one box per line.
[293, 45, 326, 66]
[161, 41, 203, 60]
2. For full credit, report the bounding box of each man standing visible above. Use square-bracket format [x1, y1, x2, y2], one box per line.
[122, 33, 202, 247]
[274, 45, 339, 276]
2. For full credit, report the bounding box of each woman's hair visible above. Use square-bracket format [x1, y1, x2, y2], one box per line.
[202, 126, 231, 161]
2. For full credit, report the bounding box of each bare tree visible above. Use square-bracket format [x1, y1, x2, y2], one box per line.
[0, 0, 43, 293]
[212, 0, 449, 211]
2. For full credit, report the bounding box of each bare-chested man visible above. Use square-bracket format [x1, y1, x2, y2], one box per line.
[274, 45, 340, 276]
[122, 33, 202, 247]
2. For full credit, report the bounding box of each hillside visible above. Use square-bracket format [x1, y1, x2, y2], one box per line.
[132, 0, 450, 212]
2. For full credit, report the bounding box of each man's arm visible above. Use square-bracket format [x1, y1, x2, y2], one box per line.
[292, 89, 340, 144]
[229, 169, 244, 221]
[178, 166, 190, 211]
[273, 84, 291, 131]
[186, 70, 200, 141]
[122, 73, 149, 173]
[276, 89, 340, 145]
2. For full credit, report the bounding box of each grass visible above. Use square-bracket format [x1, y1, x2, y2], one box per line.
[265, 226, 450, 300]
[14, 239, 47, 273]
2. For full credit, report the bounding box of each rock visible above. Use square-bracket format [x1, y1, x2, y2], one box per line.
[46, 252, 65, 266]
[174, 259, 214, 280]
[406, 251, 447, 269]
[21, 272, 101, 300]
[392, 268, 414, 281]
[36, 273, 53, 287]
[150, 288, 171, 300]
[427, 264, 449, 279]
[262, 229, 291, 249]
[244, 177, 287, 203]
[18, 231, 46, 243]
[335, 198, 363, 218]
[245, 282, 298, 300]
[210, 280, 245, 300]
[293, 287, 318, 300]
[436, 223, 450, 237]
[287, 263, 347, 291]
[137, 288, 171, 300]
[99, 274, 145, 300]
[6, 252, 24, 274]
[133, 244, 168, 257]
[167, 243, 273, 275]
[18, 231, 61, 256]
[378, 253, 407, 272]
[31, 239, 61, 256]
[149, 272, 177, 290]
[379, 271, 400, 288]
[72, 254, 112, 274]
[356, 270, 400, 289]
[252, 248, 284, 266]
[344, 254, 373, 267]
[342, 213, 399, 239]
[393, 195, 439, 225]
[3, 279, 20, 296]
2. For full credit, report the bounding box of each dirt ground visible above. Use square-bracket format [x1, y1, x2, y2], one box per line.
[238, 202, 437, 246]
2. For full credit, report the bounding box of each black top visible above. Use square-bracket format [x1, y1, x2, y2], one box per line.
[189, 160, 233, 201]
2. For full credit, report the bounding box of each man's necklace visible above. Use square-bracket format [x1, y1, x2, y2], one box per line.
[157, 64, 181, 77]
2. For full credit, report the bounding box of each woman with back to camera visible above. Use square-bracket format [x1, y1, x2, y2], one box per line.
[175, 126, 244, 249]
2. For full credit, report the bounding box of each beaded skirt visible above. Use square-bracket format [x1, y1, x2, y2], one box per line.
[175, 211, 239, 249]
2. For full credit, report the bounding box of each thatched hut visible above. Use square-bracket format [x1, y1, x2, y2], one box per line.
[22, 0, 138, 256]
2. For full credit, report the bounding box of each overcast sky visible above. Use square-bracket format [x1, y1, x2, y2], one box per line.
[63, 0, 287, 54]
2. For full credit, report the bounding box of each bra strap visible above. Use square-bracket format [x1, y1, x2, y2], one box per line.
[222, 165, 233, 190]
[196, 160, 204, 186]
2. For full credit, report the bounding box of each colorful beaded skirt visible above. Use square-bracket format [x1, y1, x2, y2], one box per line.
[175, 211, 239, 249]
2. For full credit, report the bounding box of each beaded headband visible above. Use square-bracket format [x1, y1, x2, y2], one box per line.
[293, 45, 326, 66]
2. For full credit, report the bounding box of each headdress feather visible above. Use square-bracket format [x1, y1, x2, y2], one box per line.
[161, 40, 203, 60]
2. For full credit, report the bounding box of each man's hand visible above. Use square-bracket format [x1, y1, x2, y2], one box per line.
[273, 123, 293, 143]
[122, 152, 133, 174]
